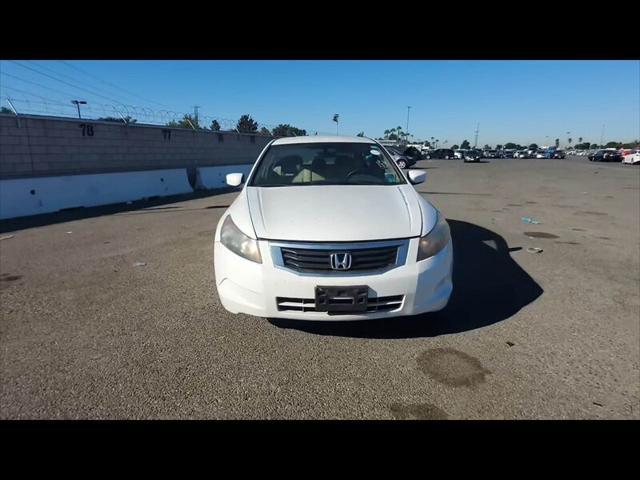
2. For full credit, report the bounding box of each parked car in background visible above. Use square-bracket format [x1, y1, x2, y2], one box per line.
[406, 143, 425, 152]
[425, 148, 455, 159]
[588, 150, 622, 162]
[403, 146, 424, 162]
[514, 150, 529, 159]
[454, 149, 468, 159]
[482, 150, 498, 159]
[500, 150, 515, 158]
[463, 149, 483, 163]
[622, 150, 640, 165]
[385, 146, 417, 169]
[552, 150, 566, 159]
[535, 150, 547, 158]
[619, 148, 634, 158]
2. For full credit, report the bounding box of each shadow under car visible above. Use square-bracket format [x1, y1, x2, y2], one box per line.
[269, 219, 544, 339]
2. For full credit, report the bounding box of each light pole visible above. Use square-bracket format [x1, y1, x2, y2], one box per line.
[406, 106, 411, 146]
[71, 100, 87, 119]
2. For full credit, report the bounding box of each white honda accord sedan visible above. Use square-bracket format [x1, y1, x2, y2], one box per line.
[214, 135, 453, 321]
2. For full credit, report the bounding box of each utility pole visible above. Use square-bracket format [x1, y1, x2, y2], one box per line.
[474, 123, 479, 148]
[406, 106, 411, 146]
[193, 106, 200, 126]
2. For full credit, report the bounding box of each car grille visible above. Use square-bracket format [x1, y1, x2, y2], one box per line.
[276, 295, 404, 313]
[280, 245, 398, 272]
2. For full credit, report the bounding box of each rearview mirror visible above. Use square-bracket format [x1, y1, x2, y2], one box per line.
[407, 170, 426, 185]
[226, 173, 244, 187]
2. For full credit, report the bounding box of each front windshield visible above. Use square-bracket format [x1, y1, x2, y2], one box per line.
[249, 142, 406, 187]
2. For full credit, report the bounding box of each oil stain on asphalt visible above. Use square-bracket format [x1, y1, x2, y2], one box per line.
[524, 232, 559, 239]
[389, 402, 448, 420]
[575, 210, 608, 216]
[0, 273, 22, 290]
[0, 273, 22, 282]
[417, 348, 491, 388]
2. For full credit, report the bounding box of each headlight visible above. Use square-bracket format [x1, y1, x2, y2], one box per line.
[220, 215, 262, 263]
[417, 212, 451, 261]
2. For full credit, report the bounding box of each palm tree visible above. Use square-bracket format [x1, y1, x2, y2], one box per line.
[578, 137, 583, 144]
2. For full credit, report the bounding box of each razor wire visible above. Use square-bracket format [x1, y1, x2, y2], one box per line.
[0, 93, 316, 136]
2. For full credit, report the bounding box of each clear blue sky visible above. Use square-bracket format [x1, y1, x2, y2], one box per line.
[1, 60, 638, 145]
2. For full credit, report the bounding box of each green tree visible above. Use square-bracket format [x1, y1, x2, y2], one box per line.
[236, 114, 258, 133]
[483, 144, 491, 150]
[271, 124, 307, 137]
[259, 127, 271, 136]
[451, 144, 459, 150]
[166, 114, 200, 129]
[210, 119, 221, 131]
[605, 141, 620, 148]
[1, 107, 14, 114]
[578, 137, 583, 144]
[529, 143, 538, 150]
[384, 126, 406, 142]
[460, 139, 471, 149]
[504, 142, 518, 149]
[555, 138, 560, 148]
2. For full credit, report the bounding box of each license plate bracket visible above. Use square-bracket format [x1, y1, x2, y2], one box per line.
[315, 285, 368, 313]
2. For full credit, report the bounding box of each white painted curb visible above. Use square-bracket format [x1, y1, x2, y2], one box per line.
[0, 169, 192, 220]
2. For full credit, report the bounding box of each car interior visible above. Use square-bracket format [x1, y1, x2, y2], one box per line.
[254, 146, 403, 186]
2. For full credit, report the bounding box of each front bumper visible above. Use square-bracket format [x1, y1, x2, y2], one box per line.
[214, 238, 453, 321]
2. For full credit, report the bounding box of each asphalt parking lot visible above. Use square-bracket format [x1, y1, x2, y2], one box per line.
[1, 156, 639, 419]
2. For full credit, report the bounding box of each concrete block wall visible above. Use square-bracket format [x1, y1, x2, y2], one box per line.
[0, 114, 273, 179]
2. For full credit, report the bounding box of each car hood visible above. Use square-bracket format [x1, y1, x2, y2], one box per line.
[246, 185, 425, 241]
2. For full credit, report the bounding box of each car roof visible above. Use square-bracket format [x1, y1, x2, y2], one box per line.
[271, 135, 376, 146]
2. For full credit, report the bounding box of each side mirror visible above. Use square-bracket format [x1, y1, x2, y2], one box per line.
[407, 169, 426, 185]
[226, 173, 244, 187]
